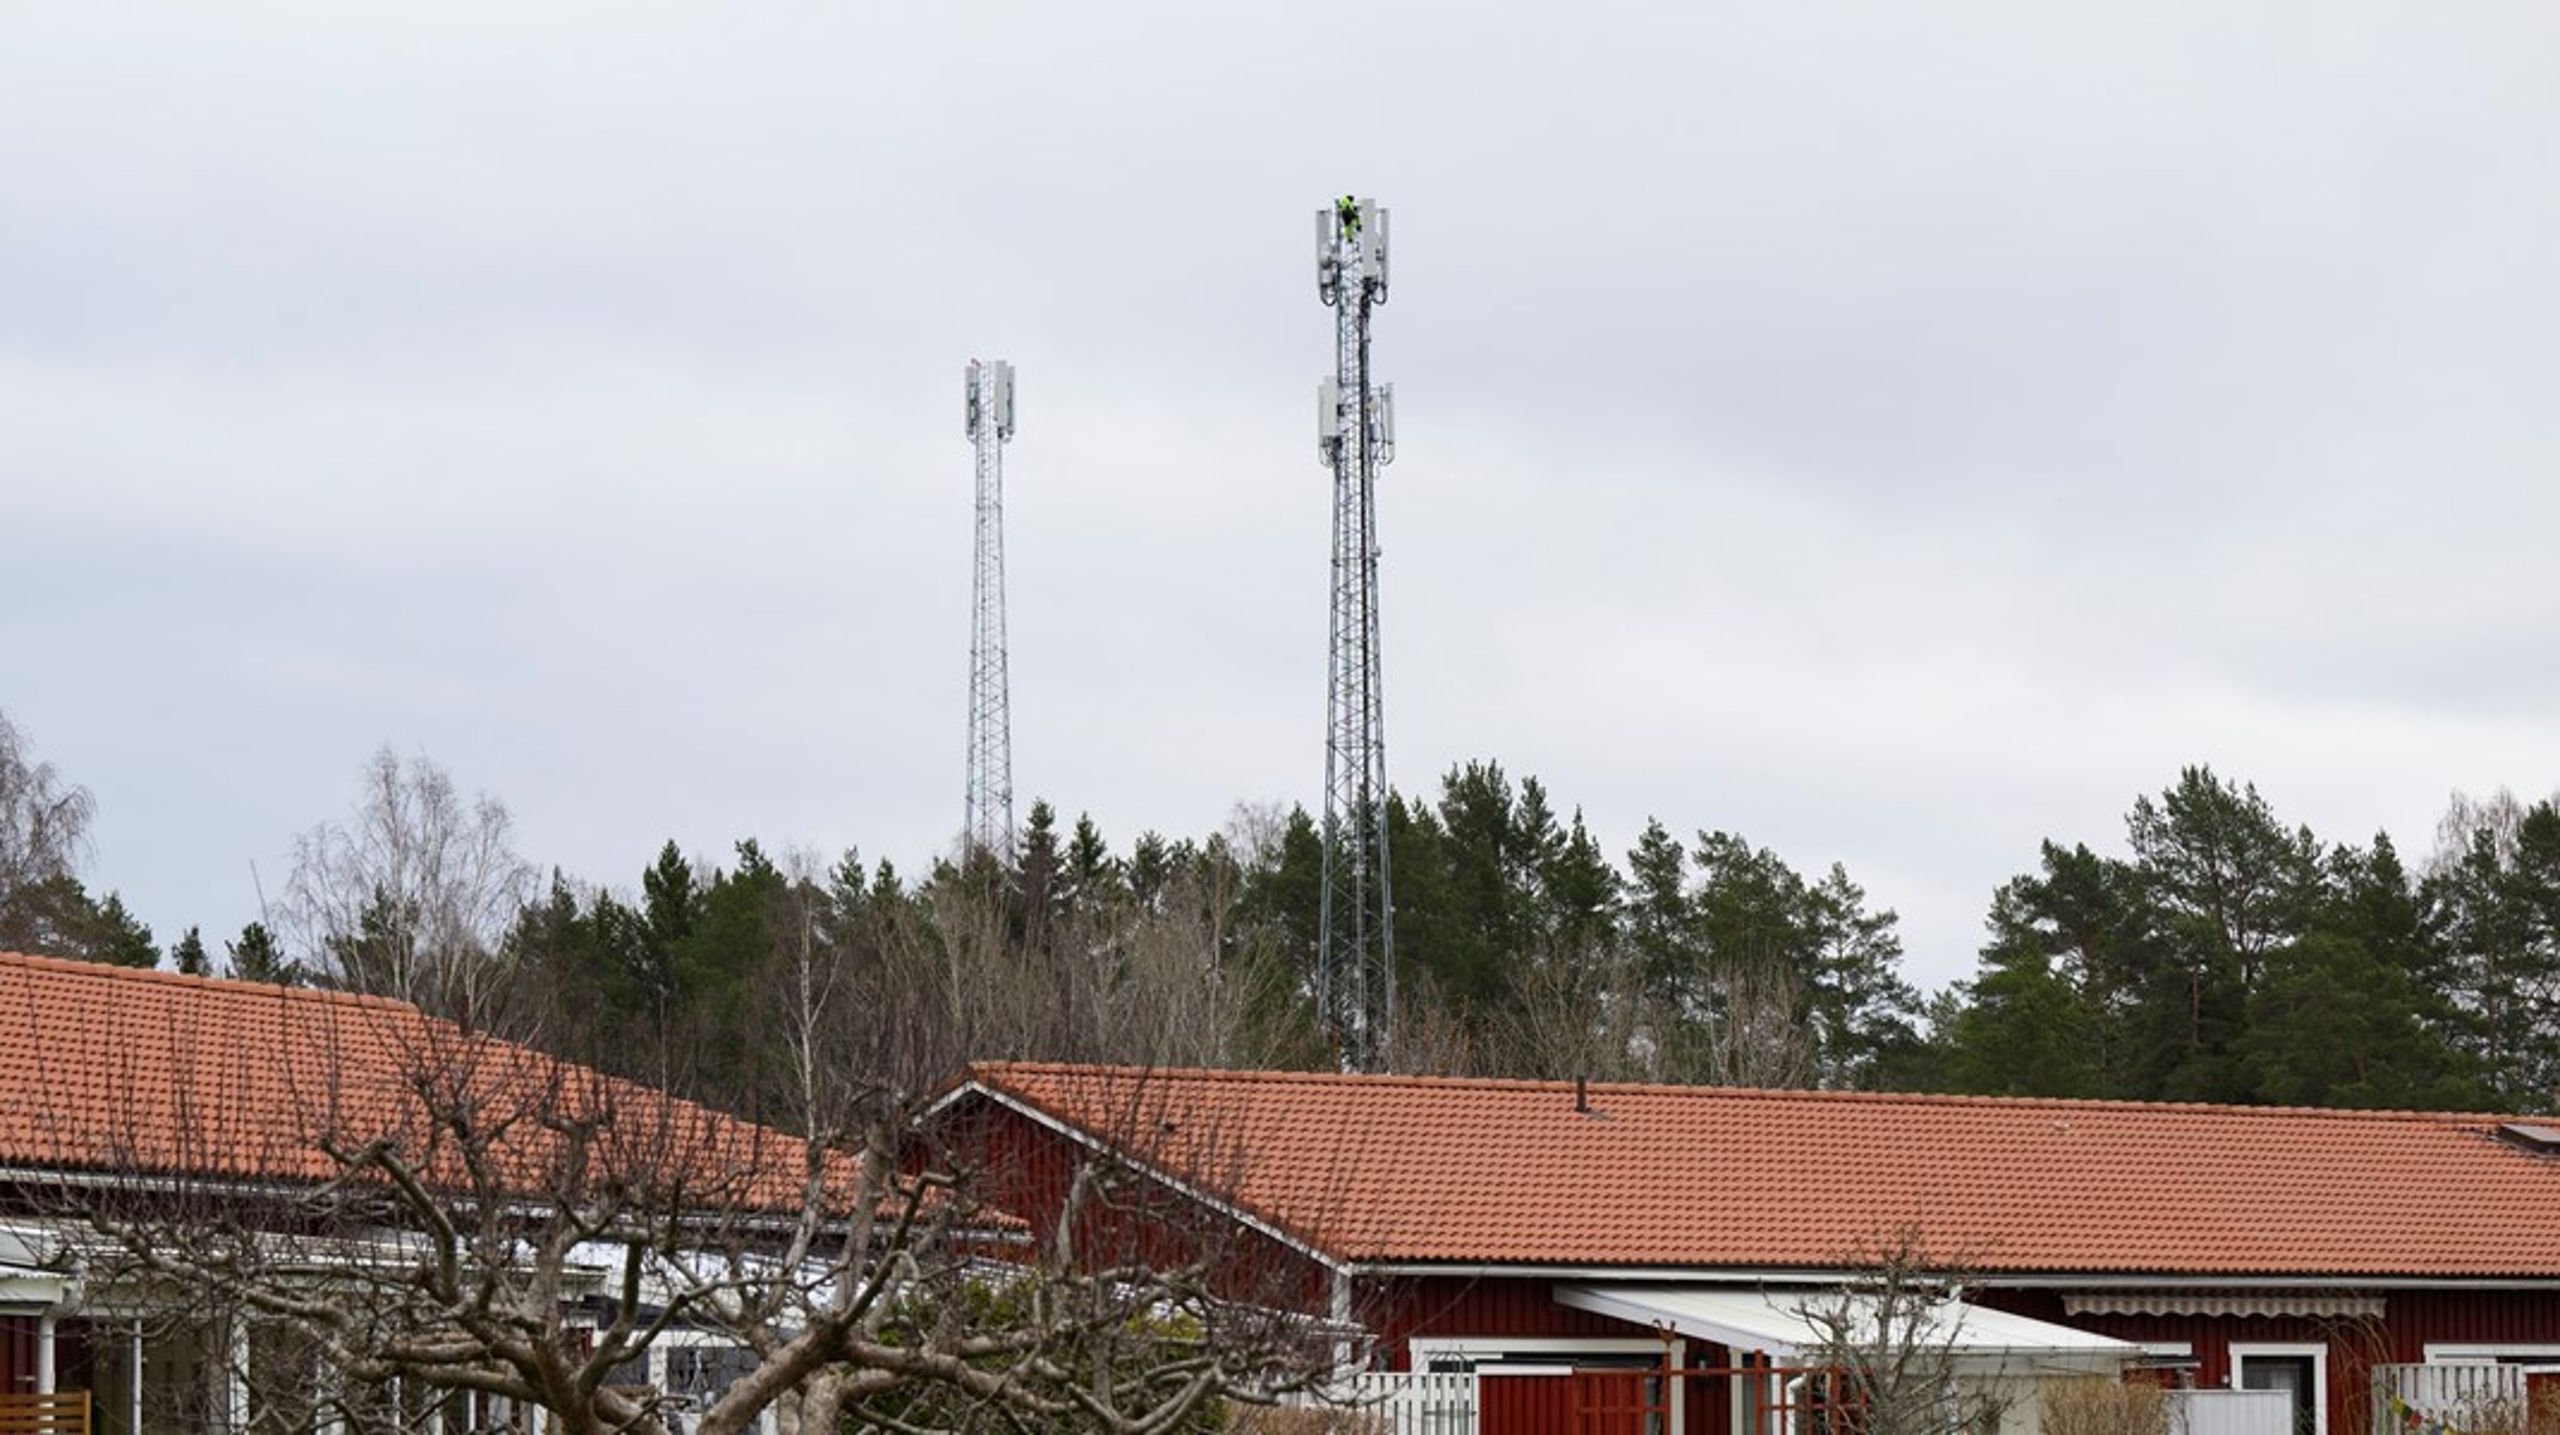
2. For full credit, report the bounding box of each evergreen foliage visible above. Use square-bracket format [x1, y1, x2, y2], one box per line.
[6, 703, 2558, 1114]
[226, 921, 299, 985]
[1939, 768, 2496, 1110]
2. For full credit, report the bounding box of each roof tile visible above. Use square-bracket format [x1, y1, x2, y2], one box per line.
[0, 950, 808, 1208]
[967, 1061, 2560, 1278]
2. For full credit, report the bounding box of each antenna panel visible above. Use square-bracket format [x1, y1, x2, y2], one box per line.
[994, 361, 1016, 439]
[964, 361, 983, 439]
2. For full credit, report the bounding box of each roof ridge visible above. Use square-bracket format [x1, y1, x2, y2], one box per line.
[965, 1059, 2522, 1125]
[0, 948, 418, 1015]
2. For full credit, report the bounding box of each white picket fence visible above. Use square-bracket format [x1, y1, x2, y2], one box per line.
[2170, 1388, 2295, 1435]
[2372, 1363, 2531, 1435]
[1283, 1371, 1478, 1433]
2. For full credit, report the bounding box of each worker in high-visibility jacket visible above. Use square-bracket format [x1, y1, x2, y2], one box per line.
[1337, 194, 1361, 240]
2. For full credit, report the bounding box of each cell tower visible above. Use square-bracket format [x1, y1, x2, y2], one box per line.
[1314, 196, 1397, 1071]
[963, 358, 1018, 858]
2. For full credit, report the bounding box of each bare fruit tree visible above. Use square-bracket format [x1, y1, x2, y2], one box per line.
[284, 746, 534, 1019]
[22, 951, 1334, 1435]
[1792, 1229, 2011, 1435]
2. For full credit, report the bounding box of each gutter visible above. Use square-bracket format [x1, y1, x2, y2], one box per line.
[0, 1165, 1023, 1249]
[1341, 1263, 2560, 1290]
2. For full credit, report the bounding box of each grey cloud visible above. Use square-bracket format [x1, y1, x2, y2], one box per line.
[6, 1, 2559, 987]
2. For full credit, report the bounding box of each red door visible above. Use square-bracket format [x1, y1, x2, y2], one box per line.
[1479, 1367, 1666, 1435]
[1576, 1369, 1667, 1434]
[0, 1317, 34, 1396]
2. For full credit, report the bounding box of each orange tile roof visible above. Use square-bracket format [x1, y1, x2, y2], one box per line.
[963, 1062, 2560, 1279]
[0, 950, 812, 1209]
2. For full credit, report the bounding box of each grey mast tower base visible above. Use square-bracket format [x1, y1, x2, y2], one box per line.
[1315, 196, 1397, 1072]
[963, 359, 1018, 858]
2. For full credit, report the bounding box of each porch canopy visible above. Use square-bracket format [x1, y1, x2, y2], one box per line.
[1555, 1284, 2137, 1373]
[0, 1260, 71, 1315]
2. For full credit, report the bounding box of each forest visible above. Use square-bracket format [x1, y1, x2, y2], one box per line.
[4, 708, 2556, 1117]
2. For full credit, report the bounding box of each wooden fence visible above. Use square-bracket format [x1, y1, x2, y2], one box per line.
[0, 1392, 89, 1435]
[2373, 1363, 2530, 1435]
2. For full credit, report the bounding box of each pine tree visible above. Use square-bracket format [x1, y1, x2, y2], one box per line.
[226, 921, 298, 985]
[1943, 943, 2101, 1098]
[1431, 761, 1530, 1011]
[1014, 801, 1065, 955]
[1240, 806, 1325, 984]
[1623, 819, 1693, 1002]
[1804, 864, 1921, 1087]
[2122, 767, 2319, 1101]
[1128, 832, 1175, 913]
[1061, 814, 1122, 921]
[172, 925, 209, 976]
[2427, 801, 2560, 1107]
[1537, 809, 1619, 972]
[628, 841, 697, 1011]
[2243, 835, 2477, 1110]
[81, 890, 158, 968]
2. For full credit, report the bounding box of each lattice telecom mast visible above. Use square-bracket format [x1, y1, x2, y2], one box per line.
[1315, 196, 1397, 1070]
[963, 359, 1018, 858]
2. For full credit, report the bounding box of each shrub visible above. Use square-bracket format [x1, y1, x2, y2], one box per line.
[2042, 1377, 2171, 1435]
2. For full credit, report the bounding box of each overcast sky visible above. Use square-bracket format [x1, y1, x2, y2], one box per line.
[6, 3, 2558, 990]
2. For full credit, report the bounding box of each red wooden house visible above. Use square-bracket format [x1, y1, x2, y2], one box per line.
[0, 950, 827, 1434]
[925, 1062, 2560, 1435]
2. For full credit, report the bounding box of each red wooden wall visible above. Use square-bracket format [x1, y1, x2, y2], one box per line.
[1365, 1275, 1643, 1359]
[0, 1317, 31, 1397]
[918, 1093, 1334, 1314]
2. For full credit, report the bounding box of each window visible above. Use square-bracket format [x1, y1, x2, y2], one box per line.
[2230, 1343, 2328, 1435]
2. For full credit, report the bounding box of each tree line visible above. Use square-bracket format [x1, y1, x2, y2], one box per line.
[5, 710, 2555, 1113]
[1940, 767, 2559, 1111]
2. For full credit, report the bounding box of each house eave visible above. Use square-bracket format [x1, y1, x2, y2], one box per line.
[1341, 1261, 2560, 1290]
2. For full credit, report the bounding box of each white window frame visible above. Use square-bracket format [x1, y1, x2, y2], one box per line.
[1407, 1336, 1684, 1426]
[2229, 1341, 2329, 1435]
[2423, 1345, 2560, 1364]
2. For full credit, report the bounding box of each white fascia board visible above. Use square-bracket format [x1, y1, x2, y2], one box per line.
[1346, 1262, 2560, 1290]
[943, 1084, 1346, 1275]
[0, 1268, 72, 1311]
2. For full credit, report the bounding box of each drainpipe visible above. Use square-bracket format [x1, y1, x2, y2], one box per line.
[227, 1317, 250, 1433]
[1331, 1267, 1356, 1383]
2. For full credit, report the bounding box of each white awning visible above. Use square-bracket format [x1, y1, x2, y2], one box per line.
[1556, 1284, 2138, 1371]
[2063, 1290, 2383, 1320]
